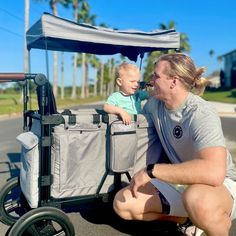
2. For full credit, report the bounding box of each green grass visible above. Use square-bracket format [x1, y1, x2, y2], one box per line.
[202, 89, 236, 104]
[0, 93, 105, 115]
[0, 89, 236, 116]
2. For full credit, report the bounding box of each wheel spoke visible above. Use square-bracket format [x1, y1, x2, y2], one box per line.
[26, 225, 41, 236]
[5, 199, 20, 213]
[54, 229, 66, 236]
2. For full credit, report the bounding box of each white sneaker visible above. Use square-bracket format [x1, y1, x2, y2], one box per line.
[179, 225, 205, 236]
[178, 221, 205, 236]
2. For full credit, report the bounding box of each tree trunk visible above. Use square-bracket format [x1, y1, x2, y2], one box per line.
[22, 0, 30, 105]
[81, 53, 86, 98]
[111, 64, 116, 93]
[53, 52, 58, 97]
[100, 62, 104, 96]
[71, 53, 78, 99]
[71, 0, 78, 99]
[24, 0, 29, 73]
[93, 68, 97, 96]
[85, 61, 89, 97]
[61, 52, 64, 100]
[52, 1, 58, 98]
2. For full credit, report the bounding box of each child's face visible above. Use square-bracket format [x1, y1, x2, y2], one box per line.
[118, 69, 141, 95]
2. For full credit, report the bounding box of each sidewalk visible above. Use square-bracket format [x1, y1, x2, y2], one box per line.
[209, 101, 236, 117]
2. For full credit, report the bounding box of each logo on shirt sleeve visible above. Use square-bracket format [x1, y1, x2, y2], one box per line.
[173, 125, 183, 139]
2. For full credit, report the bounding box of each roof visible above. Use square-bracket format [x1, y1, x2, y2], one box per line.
[218, 49, 236, 60]
[26, 13, 180, 62]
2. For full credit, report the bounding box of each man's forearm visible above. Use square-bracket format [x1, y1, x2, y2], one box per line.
[151, 147, 226, 186]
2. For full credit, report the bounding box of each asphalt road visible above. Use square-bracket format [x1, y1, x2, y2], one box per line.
[0, 109, 236, 235]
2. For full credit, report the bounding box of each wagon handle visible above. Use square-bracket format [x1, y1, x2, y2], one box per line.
[0, 73, 38, 83]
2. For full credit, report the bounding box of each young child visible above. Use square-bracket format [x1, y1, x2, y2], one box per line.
[103, 62, 149, 125]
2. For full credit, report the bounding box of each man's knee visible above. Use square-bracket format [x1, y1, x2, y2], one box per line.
[182, 184, 232, 231]
[113, 190, 123, 216]
[182, 185, 210, 221]
[113, 188, 133, 220]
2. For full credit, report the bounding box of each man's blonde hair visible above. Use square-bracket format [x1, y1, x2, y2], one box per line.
[156, 53, 211, 96]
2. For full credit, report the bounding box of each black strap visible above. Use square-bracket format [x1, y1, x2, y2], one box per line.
[158, 191, 170, 214]
[68, 115, 76, 125]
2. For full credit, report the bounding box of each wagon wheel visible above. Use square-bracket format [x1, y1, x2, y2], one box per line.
[8, 206, 75, 236]
[0, 177, 26, 225]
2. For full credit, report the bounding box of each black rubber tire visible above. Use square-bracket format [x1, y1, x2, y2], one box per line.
[0, 177, 25, 225]
[8, 206, 75, 236]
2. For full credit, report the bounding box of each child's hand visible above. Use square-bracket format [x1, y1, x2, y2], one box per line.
[120, 110, 132, 125]
[148, 87, 157, 97]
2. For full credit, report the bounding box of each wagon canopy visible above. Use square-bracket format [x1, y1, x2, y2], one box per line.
[26, 13, 180, 62]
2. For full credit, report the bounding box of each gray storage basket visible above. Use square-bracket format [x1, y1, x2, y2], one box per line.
[51, 110, 111, 199]
[108, 113, 162, 173]
[109, 120, 137, 172]
[18, 110, 163, 207]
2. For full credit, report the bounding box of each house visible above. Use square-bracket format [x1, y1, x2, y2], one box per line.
[218, 49, 236, 87]
[207, 71, 220, 88]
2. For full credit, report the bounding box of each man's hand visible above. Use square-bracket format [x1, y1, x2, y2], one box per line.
[130, 168, 151, 198]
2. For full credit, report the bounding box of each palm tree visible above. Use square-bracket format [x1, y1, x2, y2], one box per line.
[81, 53, 86, 98]
[21, 0, 30, 105]
[209, 49, 215, 57]
[106, 58, 116, 96]
[49, 0, 59, 98]
[77, 1, 96, 98]
[99, 61, 104, 96]
[60, 52, 65, 99]
[34, 0, 71, 98]
[90, 55, 100, 96]
[143, 21, 191, 81]
[85, 53, 98, 97]
[71, 0, 79, 99]
[208, 49, 216, 75]
[24, 0, 29, 74]
[80, 53, 97, 98]
[159, 21, 190, 52]
[76, 52, 94, 98]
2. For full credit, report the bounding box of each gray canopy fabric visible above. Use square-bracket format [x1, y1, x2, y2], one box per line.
[26, 13, 180, 62]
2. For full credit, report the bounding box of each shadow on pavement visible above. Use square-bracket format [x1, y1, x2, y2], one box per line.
[65, 201, 184, 236]
[0, 153, 20, 181]
[1, 151, 184, 235]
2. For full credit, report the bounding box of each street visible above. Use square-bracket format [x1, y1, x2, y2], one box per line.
[0, 110, 236, 235]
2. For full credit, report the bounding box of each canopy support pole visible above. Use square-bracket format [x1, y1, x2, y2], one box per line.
[45, 38, 50, 80]
[139, 53, 144, 71]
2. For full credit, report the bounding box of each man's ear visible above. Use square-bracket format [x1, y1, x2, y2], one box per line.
[116, 78, 122, 86]
[170, 76, 178, 89]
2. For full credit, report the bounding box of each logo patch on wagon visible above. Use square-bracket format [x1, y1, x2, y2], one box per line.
[173, 125, 183, 139]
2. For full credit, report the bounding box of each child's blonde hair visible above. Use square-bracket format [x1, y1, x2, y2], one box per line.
[116, 62, 140, 82]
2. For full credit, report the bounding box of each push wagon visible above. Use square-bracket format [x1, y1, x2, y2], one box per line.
[0, 13, 180, 235]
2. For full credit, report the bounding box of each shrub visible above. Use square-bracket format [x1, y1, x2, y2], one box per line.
[231, 88, 236, 97]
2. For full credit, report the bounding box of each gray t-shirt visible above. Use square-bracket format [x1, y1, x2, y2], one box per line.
[144, 92, 236, 180]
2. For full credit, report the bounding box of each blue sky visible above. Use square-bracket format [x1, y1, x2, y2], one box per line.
[0, 0, 236, 86]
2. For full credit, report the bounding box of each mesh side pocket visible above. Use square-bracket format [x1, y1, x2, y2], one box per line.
[110, 122, 137, 172]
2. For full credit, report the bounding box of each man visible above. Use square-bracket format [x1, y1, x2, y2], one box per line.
[113, 53, 236, 236]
